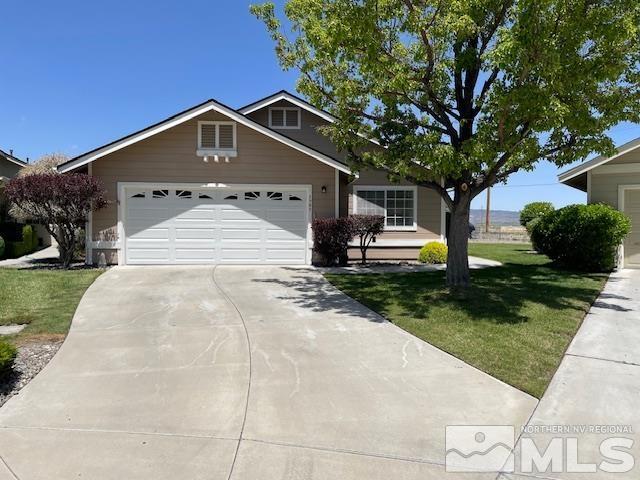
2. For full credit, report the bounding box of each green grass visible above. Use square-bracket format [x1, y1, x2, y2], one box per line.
[326, 244, 608, 398]
[0, 268, 103, 342]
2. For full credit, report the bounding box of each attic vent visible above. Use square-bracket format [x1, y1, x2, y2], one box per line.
[269, 107, 301, 129]
[200, 124, 216, 149]
[198, 121, 236, 150]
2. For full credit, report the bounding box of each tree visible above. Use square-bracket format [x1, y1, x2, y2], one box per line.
[519, 201, 554, 229]
[17, 153, 69, 177]
[5, 173, 107, 268]
[350, 214, 384, 264]
[252, 0, 640, 287]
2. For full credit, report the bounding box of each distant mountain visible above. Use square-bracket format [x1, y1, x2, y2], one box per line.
[470, 209, 520, 227]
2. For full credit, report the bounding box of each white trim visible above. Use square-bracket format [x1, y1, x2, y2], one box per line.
[268, 106, 301, 130]
[587, 171, 592, 204]
[352, 185, 418, 232]
[348, 238, 442, 247]
[559, 137, 640, 183]
[117, 182, 312, 266]
[334, 170, 340, 218]
[90, 240, 119, 249]
[197, 120, 237, 151]
[592, 163, 640, 175]
[1, 154, 26, 168]
[618, 184, 640, 269]
[57, 100, 351, 174]
[241, 92, 337, 123]
[240, 91, 380, 146]
[85, 163, 93, 265]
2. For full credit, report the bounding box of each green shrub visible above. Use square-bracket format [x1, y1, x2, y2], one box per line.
[530, 203, 631, 272]
[418, 241, 448, 264]
[0, 235, 4, 258]
[0, 340, 17, 381]
[6, 225, 37, 258]
[520, 202, 555, 230]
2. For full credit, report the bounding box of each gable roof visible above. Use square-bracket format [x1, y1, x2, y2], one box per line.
[558, 137, 640, 184]
[57, 97, 351, 174]
[0, 148, 26, 167]
[239, 90, 338, 122]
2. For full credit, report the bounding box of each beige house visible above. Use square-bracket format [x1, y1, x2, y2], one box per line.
[559, 137, 640, 269]
[57, 91, 445, 266]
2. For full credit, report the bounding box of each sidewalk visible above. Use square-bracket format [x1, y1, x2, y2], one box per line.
[0, 245, 59, 268]
[506, 269, 640, 479]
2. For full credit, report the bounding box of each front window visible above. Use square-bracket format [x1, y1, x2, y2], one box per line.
[355, 188, 416, 230]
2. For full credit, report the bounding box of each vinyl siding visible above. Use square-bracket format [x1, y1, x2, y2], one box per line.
[248, 101, 443, 243]
[0, 158, 22, 178]
[590, 173, 640, 208]
[90, 110, 336, 264]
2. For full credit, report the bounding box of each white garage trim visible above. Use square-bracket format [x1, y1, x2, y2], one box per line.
[117, 182, 312, 266]
[618, 184, 640, 269]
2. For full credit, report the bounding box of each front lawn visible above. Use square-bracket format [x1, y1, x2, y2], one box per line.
[325, 244, 608, 398]
[0, 268, 103, 342]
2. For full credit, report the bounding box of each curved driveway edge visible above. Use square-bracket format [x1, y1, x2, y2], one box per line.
[0, 266, 537, 479]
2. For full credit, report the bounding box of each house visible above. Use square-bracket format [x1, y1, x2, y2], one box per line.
[559, 137, 640, 269]
[57, 91, 445, 266]
[0, 149, 26, 223]
[0, 148, 25, 183]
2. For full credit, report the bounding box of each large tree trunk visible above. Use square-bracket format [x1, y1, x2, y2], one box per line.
[446, 194, 472, 288]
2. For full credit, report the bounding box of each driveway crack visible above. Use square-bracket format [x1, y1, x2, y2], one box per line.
[212, 266, 252, 480]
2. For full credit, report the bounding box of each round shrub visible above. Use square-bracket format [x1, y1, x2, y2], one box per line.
[312, 217, 354, 266]
[418, 241, 448, 264]
[529, 203, 631, 272]
[520, 202, 555, 229]
[0, 340, 17, 381]
[0, 235, 4, 258]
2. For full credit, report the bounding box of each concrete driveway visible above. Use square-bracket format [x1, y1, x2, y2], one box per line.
[0, 266, 536, 479]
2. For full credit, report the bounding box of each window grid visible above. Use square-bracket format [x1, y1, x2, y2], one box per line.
[356, 189, 415, 229]
[269, 107, 301, 129]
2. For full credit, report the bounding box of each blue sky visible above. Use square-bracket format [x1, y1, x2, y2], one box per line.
[1, 0, 637, 211]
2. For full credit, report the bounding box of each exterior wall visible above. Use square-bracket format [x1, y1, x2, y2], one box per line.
[0, 157, 22, 178]
[248, 101, 444, 247]
[90, 110, 337, 264]
[348, 170, 443, 241]
[590, 173, 640, 208]
[246, 100, 347, 162]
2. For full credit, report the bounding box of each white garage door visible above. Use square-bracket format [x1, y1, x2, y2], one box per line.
[123, 185, 309, 265]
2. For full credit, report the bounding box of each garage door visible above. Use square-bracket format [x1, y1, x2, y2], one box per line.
[624, 189, 640, 269]
[123, 186, 309, 265]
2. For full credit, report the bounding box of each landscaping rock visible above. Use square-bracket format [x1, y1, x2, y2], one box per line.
[0, 340, 62, 407]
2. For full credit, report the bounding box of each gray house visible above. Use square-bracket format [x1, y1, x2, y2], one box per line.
[559, 138, 640, 269]
[0, 148, 25, 182]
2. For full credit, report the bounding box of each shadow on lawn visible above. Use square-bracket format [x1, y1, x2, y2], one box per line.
[326, 261, 608, 325]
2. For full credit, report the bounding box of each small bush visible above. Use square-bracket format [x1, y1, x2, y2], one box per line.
[0, 235, 4, 258]
[530, 203, 631, 272]
[520, 202, 555, 230]
[312, 217, 355, 266]
[0, 340, 17, 381]
[7, 225, 36, 258]
[350, 214, 384, 264]
[418, 241, 448, 264]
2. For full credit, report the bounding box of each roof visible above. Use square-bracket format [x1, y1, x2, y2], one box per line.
[57, 96, 351, 174]
[239, 90, 338, 123]
[240, 90, 380, 147]
[558, 137, 640, 186]
[0, 148, 26, 167]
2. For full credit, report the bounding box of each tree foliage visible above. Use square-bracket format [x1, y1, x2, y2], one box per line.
[252, 0, 640, 286]
[519, 201, 555, 228]
[5, 173, 107, 268]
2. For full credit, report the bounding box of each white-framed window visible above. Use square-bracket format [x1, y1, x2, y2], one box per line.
[197, 121, 237, 151]
[353, 186, 417, 231]
[269, 107, 301, 129]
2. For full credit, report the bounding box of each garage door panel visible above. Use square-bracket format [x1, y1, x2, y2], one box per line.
[124, 186, 309, 265]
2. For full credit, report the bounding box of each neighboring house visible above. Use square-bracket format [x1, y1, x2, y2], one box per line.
[559, 137, 640, 269]
[0, 149, 26, 223]
[57, 91, 445, 266]
[0, 148, 25, 183]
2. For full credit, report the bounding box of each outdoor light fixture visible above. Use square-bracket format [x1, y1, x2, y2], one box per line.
[321, 185, 327, 193]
